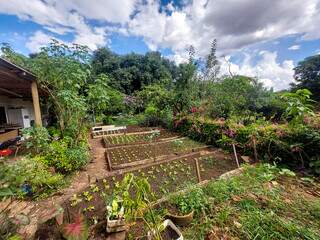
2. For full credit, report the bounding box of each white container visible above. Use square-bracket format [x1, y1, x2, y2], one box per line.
[147, 219, 183, 240]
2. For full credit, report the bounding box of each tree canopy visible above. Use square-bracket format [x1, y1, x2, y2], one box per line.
[91, 48, 179, 94]
[292, 54, 320, 100]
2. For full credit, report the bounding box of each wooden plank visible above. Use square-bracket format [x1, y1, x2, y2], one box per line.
[0, 129, 18, 142]
[105, 151, 113, 171]
[93, 129, 160, 138]
[104, 137, 186, 150]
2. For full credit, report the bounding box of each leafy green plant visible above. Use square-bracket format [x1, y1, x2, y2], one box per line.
[22, 127, 50, 154]
[0, 157, 64, 199]
[108, 174, 164, 240]
[40, 138, 89, 173]
[171, 186, 208, 215]
[282, 89, 315, 125]
[62, 215, 88, 240]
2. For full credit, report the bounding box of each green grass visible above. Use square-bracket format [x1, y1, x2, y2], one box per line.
[180, 164, 320, 240]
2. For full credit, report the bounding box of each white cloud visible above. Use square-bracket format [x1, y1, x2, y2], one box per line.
[288, 45, 300, 50]
[25, 31, 54, 52]
[58, 0, 138, 24]
[1, 0, 320, 55]
[73, 27, 108, 50]
[128, 0, 320, 57]
[0, 0, 124, 50]
[220, 51, 295, 90]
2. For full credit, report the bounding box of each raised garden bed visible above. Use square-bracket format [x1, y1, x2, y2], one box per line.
[103, 129, 178, 147]
[106, 138, 206, 169]
[92, 125, 157, 138]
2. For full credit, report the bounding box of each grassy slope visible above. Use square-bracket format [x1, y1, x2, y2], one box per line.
[180, 164, 320, 240]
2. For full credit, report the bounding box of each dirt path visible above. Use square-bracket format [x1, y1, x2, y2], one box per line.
[0, 137, 110, 238]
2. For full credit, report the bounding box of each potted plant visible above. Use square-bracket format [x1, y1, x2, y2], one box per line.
[106, 198, 126, 233]
[165, 208, 194, 227]
[164, 187, 207, 227]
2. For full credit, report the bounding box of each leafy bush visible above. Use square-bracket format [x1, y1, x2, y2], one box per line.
[22, 127, 50, 154]
[41, 138, 89, 173]
[281, 89, 315, 125]
[174, 116, 320, 172]
[0, 157, 64, 199]
[206, 76, 275, 119]
[171, 187, 208, 215]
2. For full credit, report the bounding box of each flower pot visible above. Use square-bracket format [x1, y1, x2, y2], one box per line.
[148, 219, 183, 240]
[106, 230, 127, 240]
[106, 217, 127, 233]
[165, 210, 194, 227]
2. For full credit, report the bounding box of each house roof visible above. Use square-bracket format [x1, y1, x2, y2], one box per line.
[0, 57, 37, 98]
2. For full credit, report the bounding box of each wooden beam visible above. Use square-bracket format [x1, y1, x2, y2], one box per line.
[31, 81, 42, 127]
[0, 87, 23, 98]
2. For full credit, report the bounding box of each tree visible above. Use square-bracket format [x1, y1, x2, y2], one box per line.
[292, 54, 320, 101]
[203, 39, 220, 82]
[86, 74, 110, 123]
[91, 48, 178, 94]
[207, 75, 274, 119]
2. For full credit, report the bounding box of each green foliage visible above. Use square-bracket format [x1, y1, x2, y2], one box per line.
[86, 74, 110, 118]
[0, 157, 64, 199]
[206, 76, 275, 118]
[135, 84, 174, 127]
[109, 174, 164, 239]
[62, 215, 88, 240]
[111, 173, 153, 221]
[92, 48, 178, 94]
[174, 116, 320, 171]
[282, 89, 315, 125]
[30, 40, 89, 141]
[171, 187, 208, 215]
[173, 62, 198, 114]
[22, 127, 50, 154]
[184, 164, 320, 239]
[293, 54, 320, 101]
[40, 138, 89, 173]
[86, 74, 124, 121]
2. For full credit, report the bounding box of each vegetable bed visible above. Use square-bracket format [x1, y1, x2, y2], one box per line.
[60, 151, 237, 227]
[107, 138, 206, 167]
[103, 129, 178, 147]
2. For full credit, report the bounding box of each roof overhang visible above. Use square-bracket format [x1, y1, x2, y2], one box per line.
[0, 57, 37, 99]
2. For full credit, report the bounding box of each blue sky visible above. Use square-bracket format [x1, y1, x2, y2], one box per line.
[0, 0, 320, 90]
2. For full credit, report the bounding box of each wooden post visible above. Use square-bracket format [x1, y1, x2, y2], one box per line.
[31, 81, 42, 127]
[195, 158, 202, 183]
[232, 144, 240, 168]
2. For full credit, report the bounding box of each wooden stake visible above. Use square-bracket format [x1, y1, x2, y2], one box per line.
[105, 151, 113, 171]
[232, 144, 240, 168]
[253, 137, 258, 162]
[195, 158, 202, 183]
